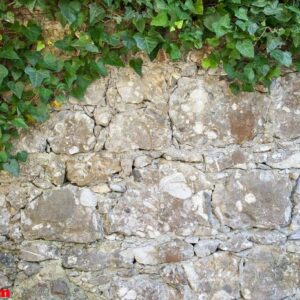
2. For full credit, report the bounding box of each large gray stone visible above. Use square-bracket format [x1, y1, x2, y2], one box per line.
[212, 170, 293, 229]
[241, 246, 300, 300]
[182, 252, 240, 299]
[46, 111, 96, 154]
[105, 160, 214, 237]
[21, 186, 103, 243]
[270, 73, 300, 140]
[13, 261, 87, 300]
[169, 77, 266, 147]
[105, 108, 172, 152]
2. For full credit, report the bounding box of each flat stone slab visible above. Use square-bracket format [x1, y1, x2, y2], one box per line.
[21, 185, 103, 243]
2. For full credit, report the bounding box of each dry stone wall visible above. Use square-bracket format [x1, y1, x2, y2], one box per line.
[1, 58, 300, 300]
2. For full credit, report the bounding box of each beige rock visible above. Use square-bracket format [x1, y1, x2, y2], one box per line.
[66, 152, 121, 186]
[46, 111, 96, 154]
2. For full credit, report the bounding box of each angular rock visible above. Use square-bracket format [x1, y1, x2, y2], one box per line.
[105, 161, 214, 237]
[46, 111, 96, 154]
[105, 108, 172, 152]
[0, 208, 10, 236]
[62, 241, 128, 271]
[106, 275, 180, 300]
[194, 240, 220, 258]
[66, 152, 121, 186]
[241, 246, 300, 300]
[249, 230, 287, 245]
[2, 183, 42, 212]
[94, 106, 113, 126]
[270, 73, 300, 140]
[21, 186, 103, 243]
[219, 233, 253, 252]
[0, 253, 17, 288]
[20, 241, 59, 262]
[107, 64, 169, 110]
[267, 152, 300, 169]
[204, 148, 250, 172]
[182, 252, 240, 299]
[212, 170, 292, 229]
[131, 238, 194, 265]
[169, 77, 266, 147]
[13, 261, 87, 300]
[163, 147, 204, 163]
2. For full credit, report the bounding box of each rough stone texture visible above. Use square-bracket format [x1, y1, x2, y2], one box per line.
[213, 170, 293, 229]
[1, 59, 300, 299]
[21, 185, 103, 243]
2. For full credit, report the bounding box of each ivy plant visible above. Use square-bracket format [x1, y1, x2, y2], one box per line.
[0, 0, 299, 175]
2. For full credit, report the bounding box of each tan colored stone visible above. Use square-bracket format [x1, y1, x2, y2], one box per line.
[66, 152, 121, 186]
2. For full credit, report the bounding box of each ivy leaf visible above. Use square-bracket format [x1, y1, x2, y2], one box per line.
[90, 59, 108, 77]
[204, 14, 231, 37]
[151, 11, 168, 27]
[0, 64, 8, 86]
[267, 36, 282, 53]
[0, 151, 8, 163]
[103, 52, 125, 67]
[11, 117, 28, 128]
[16, 151, 28, 162]
[3, 159, 20, 177]
[59, 0, 80, 24]
[21, 22, 42, 42]
[134, 33, 159, 55]
[7, 81, 24, 99]
[25, 67, 49, 87]
[270, 50, 292, 67]
[236, 39, 254, 58]
[89, 3, 105, 25]
[129, 58, 143, 76]
[194, 0, 204, 15]
[168, 43, 181, 60]
[0, 48, 20, 60]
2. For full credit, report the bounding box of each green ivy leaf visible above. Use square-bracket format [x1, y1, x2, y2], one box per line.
[129, 58, 143, 76]
[0, 48, 20, 60]
[0, 64, 8, 85]
[59, 0, 80, 24]
[3, 159, 20, 177]
[270, 50, 292, 67]
[0, 151, 8, 163]
[89, 3, 105, 25]
[134, 33, 159, 55]
[151, 11, 168, 27]
[168, 43, 181, 60]
[194, 0, 204, 15]
[16, 151, 28, 162]
[11, 117, 28, 128]
[266, 36, 282, 53]
[235, 39, 255, 58]
[103, 52, 125, 67]
[25, 67, 49, 87]
[7, 81, 24, 99]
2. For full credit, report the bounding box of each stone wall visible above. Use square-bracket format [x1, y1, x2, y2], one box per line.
[0, 58, 300, 300]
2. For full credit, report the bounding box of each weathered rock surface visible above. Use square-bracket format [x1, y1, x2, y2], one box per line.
[213, 170, 292, 229]
[1, 61, 300, 299]
[241, 246, 300, 300]
[105, 108, 172, 152]
[46, 111, 96, 154]
[21, 186, 103, 243]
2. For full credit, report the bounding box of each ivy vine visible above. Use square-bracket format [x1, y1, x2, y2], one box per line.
[0, 0, 299, 175]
